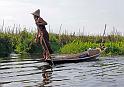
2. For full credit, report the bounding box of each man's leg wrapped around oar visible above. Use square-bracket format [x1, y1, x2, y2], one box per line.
[39, 31, 53, 60]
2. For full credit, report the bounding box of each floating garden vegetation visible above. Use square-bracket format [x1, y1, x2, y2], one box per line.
[0, 26, 124, 57]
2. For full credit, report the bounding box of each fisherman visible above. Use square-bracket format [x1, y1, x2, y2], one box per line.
[31, 9, 53, 60]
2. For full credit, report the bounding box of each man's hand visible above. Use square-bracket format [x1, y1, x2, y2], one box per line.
[35, 21, 39, 25]
[36, 22, 44, 26]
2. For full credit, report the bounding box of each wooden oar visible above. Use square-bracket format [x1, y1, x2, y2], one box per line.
[38, 29, 54, 66]
[42, 37, 54, 66]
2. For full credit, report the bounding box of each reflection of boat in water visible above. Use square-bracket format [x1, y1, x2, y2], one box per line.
[45, 48, 102, 65]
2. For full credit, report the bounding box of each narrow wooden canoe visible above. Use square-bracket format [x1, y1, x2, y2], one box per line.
[45, 48, 101, 65]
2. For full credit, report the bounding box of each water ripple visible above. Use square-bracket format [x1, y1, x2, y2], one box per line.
[0, 55, 124, 87]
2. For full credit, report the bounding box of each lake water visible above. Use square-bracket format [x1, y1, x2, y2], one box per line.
[0, 54, 124, 87]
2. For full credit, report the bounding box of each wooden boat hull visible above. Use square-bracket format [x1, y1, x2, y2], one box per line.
[46, 53, 100, 65]
[45, 48, 101, 65]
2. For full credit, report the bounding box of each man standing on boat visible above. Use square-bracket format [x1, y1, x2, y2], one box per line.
[31, 9, 53, 60]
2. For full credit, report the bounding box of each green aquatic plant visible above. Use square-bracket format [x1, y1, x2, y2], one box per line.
[60, 40, 99, 54]
[1, 26, 124, 57]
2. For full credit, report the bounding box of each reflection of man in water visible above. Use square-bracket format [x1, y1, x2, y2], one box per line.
[37, 65, 53, 86]
[42, 70, 52, 85]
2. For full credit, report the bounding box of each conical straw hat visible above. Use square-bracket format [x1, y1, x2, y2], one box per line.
[31, 9, 40, 17]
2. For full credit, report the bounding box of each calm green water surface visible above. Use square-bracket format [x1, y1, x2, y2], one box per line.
[0, 54, 124, 87]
